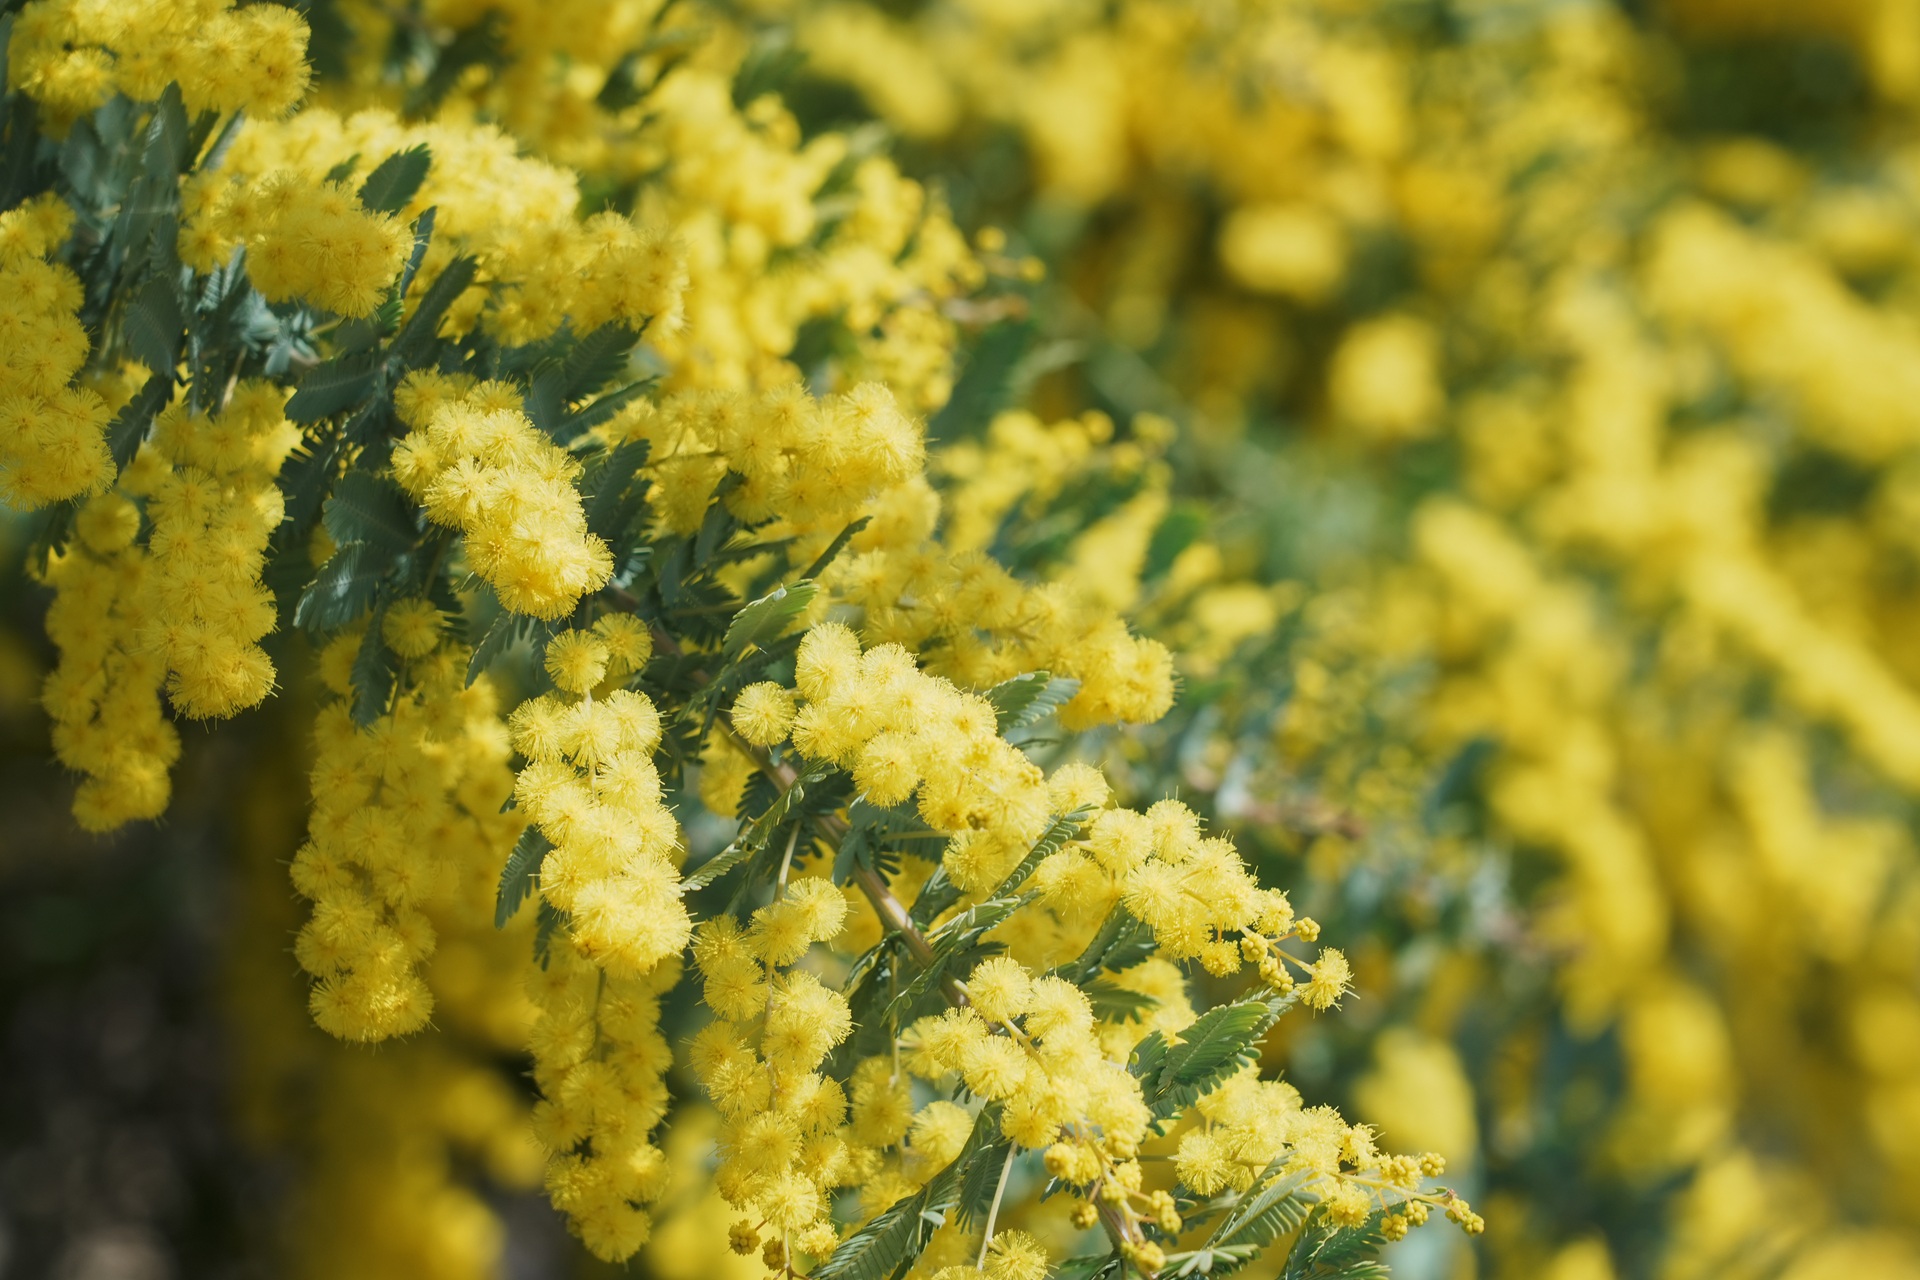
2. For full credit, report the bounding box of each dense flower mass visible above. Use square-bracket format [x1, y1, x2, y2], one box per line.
[0, 195, 110, 509]
[13, 2, 1919, 1280]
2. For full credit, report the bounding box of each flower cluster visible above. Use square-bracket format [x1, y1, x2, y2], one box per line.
[526, 937, 678, 1261]
[690, 880, 856, 1266]
[912, 958, 1154, 1198]
[294, 626, 522, 1042]
[393, 376, 615, 619]
[126, 385, 298, 718]
[37, 492, 176, 831]
[39, 383, 298, 829]
[737, 622, 1054, 894]
[828, 440, 1179, 726]
[511, 621, 682, 974]
[3, 4, 1503, 1278]
[0, 194, 111, 510]
[9, 0, 309, 126]
[622, 381, 924, 536]
[186, 170, 412, 318]
[180, 103, 689, 344]
[1175, 1071, 1480, 1238]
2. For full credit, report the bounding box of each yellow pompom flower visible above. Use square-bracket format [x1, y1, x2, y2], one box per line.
[382, 599, 444, 660]
[594, 612, 654, 675]
[731, 681, 797, 746]
[546, 630, 612, 694]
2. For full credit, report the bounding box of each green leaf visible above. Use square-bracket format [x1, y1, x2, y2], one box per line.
[680, 840, 754, 893]
[146, 83, 190, 177]
[1144, 504, 1207, 582]
[396, 206, 436, 298]
[495, 827, 553, 927]
[323, 471, 417, 555]
[1202, 1168, 1316, 1275]
[358, 144, 432, 214]
[984, 671, 1081, 733]
[1153, 996, 1291, 1118]
[1086, 975, 1157, 1024]
[533, 901, 565, 969]
[951, 1136, 1014, 1229]
[562, 321, 638, 403]
[405, 12, 505, 117]
[694, 479, 738, 562]
[350, 606, 397, 726]
[294, 543, 388, 632]
[723, 579, 818, 658]
[390, 254, 477, 363]
[731, 28, 806, 108]
[1054, 1255, 1123, 1280]
[928, 319, 1033, 443]
[815, 1105, 1003, 1280]
[882, 893, 1029, 1025]
[1281, 1208, 1389, 1280]
[107, 371, 172, 471]
[559, 377, 654, 442]
[523, 363, 564, 436]
[1056, 907, 1154, 985]
[989, 808, 1088, 898]
[1128, 1029, 1168, 1086]
[583, 438, 650, 542]
[466, 603, 538, 686]
[277, 428, 345, 544]
[123, 277, 183, 375]
[286, 354, 379, 423]
[811, 1184, 924, 1280]
[800, 515, 871, 580]
[195, 108, 246, 175]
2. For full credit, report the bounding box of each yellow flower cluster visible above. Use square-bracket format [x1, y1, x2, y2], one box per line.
[40, 383, 298, 828]
[0, 195, 111, 510]
[527, 937, 678, 1261]
[181, 104, 688, 343]
[126, 385, 298, 717]
[224, 741, 544, 1280]
[623, 380, 924, 536]
[612, 386, 1174, 728]
[295, 630, 521, 1042]
[832, 452, 1177, 728]
[743, 622, 1054, 894]
[4, 3, 1498, 1275]
[38, 493, 176, 831]
[8, 0, 309, 126]
[1174, 1071, 1476, 1238]
[1028, 799, 1337, 994]
[788, 3, 1920, 1272]
[186, 170, 412, 318]
[690, 879, 856, 1264]
[636, 70, 978, 404]
[511, 621, 684, 974]
[912, 956, 1152, 1176]
[393, 375, 613, 619]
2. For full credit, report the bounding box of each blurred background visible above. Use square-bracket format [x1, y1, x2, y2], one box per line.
[11, 0, 1920, 1278]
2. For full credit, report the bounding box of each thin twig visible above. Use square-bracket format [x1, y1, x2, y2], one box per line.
[978, 1145, 1018, 1268]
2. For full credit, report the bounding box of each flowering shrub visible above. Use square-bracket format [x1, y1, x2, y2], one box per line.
[0, 2, 1485, 1278]
[13, 3, 1920, 1279]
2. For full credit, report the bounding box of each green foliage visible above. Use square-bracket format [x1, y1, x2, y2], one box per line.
[1135, 995, 1295, 1122]
[724, 579, 819, 658]
[983, 670, 1081, 733]
[1281, 1209, 1391, 1280]
[357, 145, 431, 214]
[495, 828, 554, 927]
[1170, 1169, 1319, 1278]
[815, 1106, 1011, 1280]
